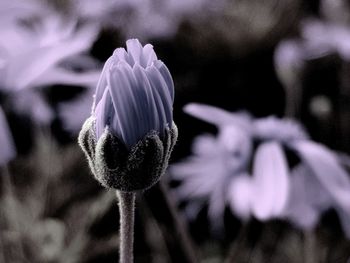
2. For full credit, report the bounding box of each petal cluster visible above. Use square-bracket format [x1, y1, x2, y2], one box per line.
[93, 39, 174, 149]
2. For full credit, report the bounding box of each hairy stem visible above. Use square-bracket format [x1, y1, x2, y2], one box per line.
[117, 191, 136, 263]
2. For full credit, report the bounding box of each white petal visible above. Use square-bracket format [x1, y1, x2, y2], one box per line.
[184, 103, 251, 129]
[282, 164, 323, 230]
[133, 64, 158, 132]
[253, 116, 308, 142]
[191, 134, 217, 156]
[107, 65, 138, 147]
[141, 44, 157, 67]
[218, 125, 252, 170]
[143, 69, 166, 132]
[94, 88, 114, 138]
[10, 22, 99, 90]
[293, 141, 350, 217]
[126, 39, 143, 65]
[113, 48, 133, 66]
[30, 67, 100, 88]
[94, 56, 113, 107]
[228, 174, 253, 221]
[252, 142, 290, 220]
[146, 65, 173, 127]
[154, 60, 174, 102]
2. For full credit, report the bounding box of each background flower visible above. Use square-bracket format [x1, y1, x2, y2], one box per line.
[0, 0, 101, 158]
[171, 103, 350, 239]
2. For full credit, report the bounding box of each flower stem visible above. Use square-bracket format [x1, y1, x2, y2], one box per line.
[304, 230, 317, 263]
[117, 191, 136, 263]
[144, 180, 198, 263]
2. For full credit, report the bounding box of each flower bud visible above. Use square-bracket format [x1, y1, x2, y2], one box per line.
[78, 39, 177, 192]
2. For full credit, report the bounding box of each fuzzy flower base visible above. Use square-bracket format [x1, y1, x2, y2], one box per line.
[78, 116, 178, 192]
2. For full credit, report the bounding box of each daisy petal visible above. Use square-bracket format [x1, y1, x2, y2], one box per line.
[184, 103, 251, 129]
[293, 141, 350, 217]
[252, 142, 290, 220]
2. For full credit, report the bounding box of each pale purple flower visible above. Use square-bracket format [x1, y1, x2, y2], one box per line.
[0, 0, 45, 25]
[0, 1, 101, 163]
[275, 17, 350, 116]
[93, 39, 174, 149]
[170, 104, 253, 229]
[275, 18, 350, 88]
[302, 19, 350, 60]
[171, 103, 350, 237]
[0, 12, 99, 94]
[275, 18, 350, 66]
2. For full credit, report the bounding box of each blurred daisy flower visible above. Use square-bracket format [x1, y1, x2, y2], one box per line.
[171, 103, 350, 238]
[170, 104, 252, 232]
[275, 17, 350, 74]
[274, 16, 350, 115]
[0, 0, 101, 162]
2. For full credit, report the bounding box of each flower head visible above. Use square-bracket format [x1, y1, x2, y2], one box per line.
[93, 39, 174, 148]
[79, 39, 177, 192]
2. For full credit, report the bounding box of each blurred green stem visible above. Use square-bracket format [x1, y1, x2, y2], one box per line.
[144, 180, 198, 263]
[224, 224, 248, 263]
[1, 166, 26, 262]
[117, 191, 135, 263]
[304, 230, 317, 263]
